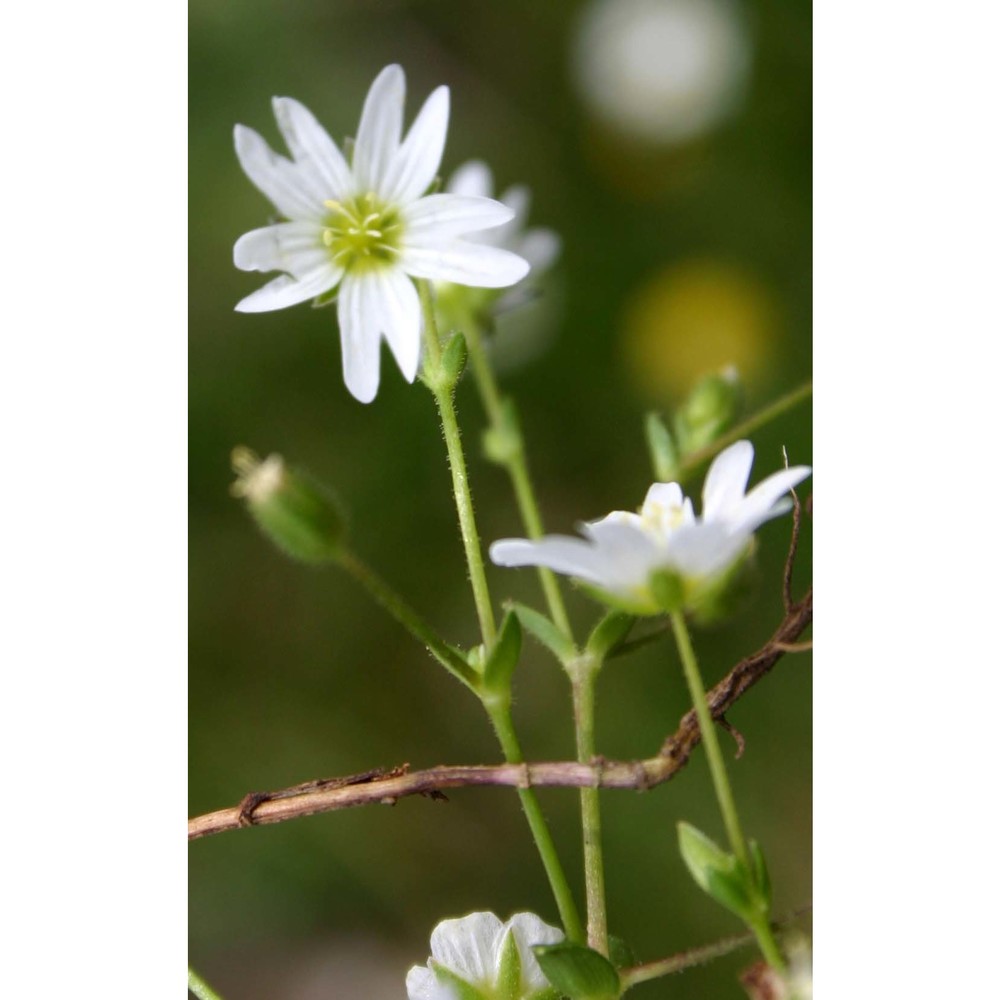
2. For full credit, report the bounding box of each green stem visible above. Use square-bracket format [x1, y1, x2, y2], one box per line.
[670, 612, 785, 971]
[569, 654, 608, 954]
[459, 307, 573, 640]
[487, 698, 586, 945]
[677, 380, 812, 484]
[338, 549, 477, 690]
[618, 929, 755, 990]
[188, 967, 224, 1000]
[418, 282, 497, 647]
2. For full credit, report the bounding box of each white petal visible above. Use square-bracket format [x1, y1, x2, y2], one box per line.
[235, 267, 341, 313]
[486, 184, 529, 248]
[405, 966, 451, 1000]
[233, 222, 327, 275]
[667, 523, 748, 580]
[642, 482, 684, 514]
[401, 242, 530, 288]
[516, 228, 561, 273]
[505, 913, 564, 992]
[500, 184, 531, 224]
[447, 160, 493, 198]
[490, 536, 610, 586]
[730, 465, 811, 534]
[234, 124, 325, 221]
[370, 268, 422, 383]
[336, 273, 383, 402]
[353, 64, 404, 192]
[404, 194, 514, 242]
[581, 517, 661, 591]
[271, 97, 354, 199]
[383, 86, 450, 203]
[429, 912, 505, 986]
[702, 440, 755, 521]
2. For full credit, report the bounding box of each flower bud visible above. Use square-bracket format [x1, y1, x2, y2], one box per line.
[675, 366, 743, 454]
[231, 447, 345, 564]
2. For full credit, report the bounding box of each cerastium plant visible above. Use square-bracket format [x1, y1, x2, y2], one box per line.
[189, 65, 813, 1000]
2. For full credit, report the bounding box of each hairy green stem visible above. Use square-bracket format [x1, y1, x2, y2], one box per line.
[670, 612, 785, 970]
[459, 307, 573, 640]
[188, 967, 224, 1000]
[487, 698, 585, 944]
[677, 380, 812, 483]
[619, 928, 755, 989]
[418, 282, 497, 647]
[569, 655, 608, 954]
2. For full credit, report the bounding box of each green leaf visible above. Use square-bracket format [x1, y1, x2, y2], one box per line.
[678, 822, 755, 922]
[749, 839, 772, 909]
[532, 942, 620, 1000]
[585, 611, 636, 661]
[645, 411, 680, 481]
[431, 962, 488, 1000]
[482, 611, 522, 698]
[510, 602, 576, 664]
[496, 928, 522, 1000]
[441, 330, 468, 387]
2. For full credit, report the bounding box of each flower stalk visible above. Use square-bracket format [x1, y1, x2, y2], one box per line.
[458, 304, 574, 640]
[188, 967, 225, 1000]
[418, 280, 498, 648]
[670, 611, 785, 971]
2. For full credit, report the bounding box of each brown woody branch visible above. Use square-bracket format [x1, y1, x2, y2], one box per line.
[189, 586, 811, 841]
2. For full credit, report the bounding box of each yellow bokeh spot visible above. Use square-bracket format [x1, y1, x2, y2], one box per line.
[621, 259, 777, 400]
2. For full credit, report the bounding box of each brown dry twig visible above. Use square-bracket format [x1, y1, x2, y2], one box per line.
[189, 579, 812, 840]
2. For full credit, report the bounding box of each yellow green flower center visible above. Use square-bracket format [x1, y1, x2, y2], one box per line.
[322, 192, 402, 272]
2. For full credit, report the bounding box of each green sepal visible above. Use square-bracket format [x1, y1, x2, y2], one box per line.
[687, 545, 756, 627]
[645, 411, 680, 482]
[430, 962, 488, 1000]
[649, 570, 685, 613]
[585, 610, 636, 661]
[574, 581, 660, 617]
[532, 942, 621, 1000]
[749, 839, 772, 909]
[310, 286, 339, 308]
[481, 610, 522, 698]
[496, 928, 523, 1000]
[482, 399, 522, 465]
[441, 330, 468, 387]
[678, 822, 754, 922]
[607, 934, 636, 970]
[509, 602, 576, 664]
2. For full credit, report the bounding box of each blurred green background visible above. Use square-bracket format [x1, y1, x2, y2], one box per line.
[189, 1, 811, 997]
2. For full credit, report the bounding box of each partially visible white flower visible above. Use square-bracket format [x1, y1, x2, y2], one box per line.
[406, 912, 563, 1000]
[490, 440, 810, 614]
[233, 65, 530, 403]
[441, 161, 560, 315]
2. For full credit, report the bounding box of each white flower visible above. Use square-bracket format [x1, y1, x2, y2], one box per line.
[233, 65, 530, 403]
[442, 161, 561, 314]
[490, 440, 810, 614]
[406, 912, 563, 1000]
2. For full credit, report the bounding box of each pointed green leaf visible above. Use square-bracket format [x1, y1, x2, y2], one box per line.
[441, 331, 468, 387]
[510, 602, 576, 664]
[532, 942, 620, 1000]
[645, 411, 680, 481]
[496, 928, 522, 1000]
[431, 962, 489, 1000]
[705, 864, 755, 922]
[482, 611, 522, 696]
[677, 821, 732, 896]
[585, 610, 636, 661]
[749, 839, 772, 909]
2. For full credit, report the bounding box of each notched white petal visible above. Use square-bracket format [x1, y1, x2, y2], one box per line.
[384, 85, 450, 203]
[429, 913, 505, 986]
[271, 96, 353, 199]
[447, 160, 493, 199]
[702, 440, 755, 520]
[404, 194, 515, 241]
[354, 63, 405, 192]
[337, 274, 382, 403]
[234, 124, 325, 222]
[235, 269, 340, 313]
